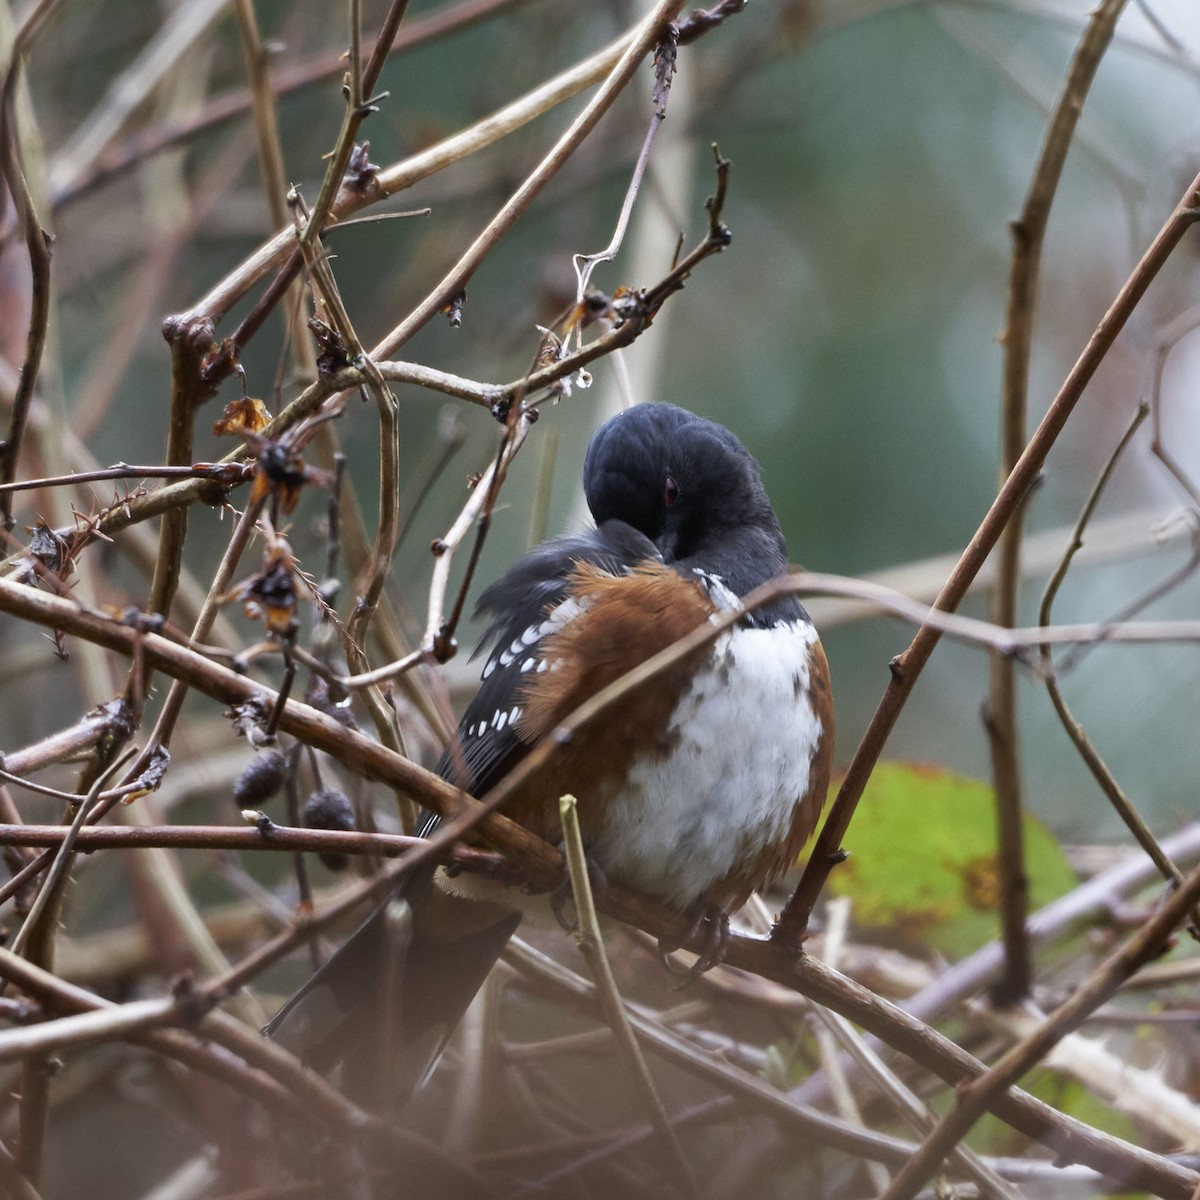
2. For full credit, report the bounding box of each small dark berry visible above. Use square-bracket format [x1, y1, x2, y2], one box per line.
[232, 750, 288, 806]
[304, 789, 356, 871]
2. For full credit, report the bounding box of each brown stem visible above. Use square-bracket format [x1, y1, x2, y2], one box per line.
[0, 0, 60, 534]
[297, 0, 410, 258]
[148, 315, 219, 624]
[988, 0, 1128, 1008]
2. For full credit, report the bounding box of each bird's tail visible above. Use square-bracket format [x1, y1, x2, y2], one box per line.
[264, 868, 521, 1112]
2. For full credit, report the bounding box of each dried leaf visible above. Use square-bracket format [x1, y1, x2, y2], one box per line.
[213, 396, 272, 437]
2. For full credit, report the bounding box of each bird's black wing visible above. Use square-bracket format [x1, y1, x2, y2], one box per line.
[264, 520, 659, 1110]
[436, 519, 661, 797]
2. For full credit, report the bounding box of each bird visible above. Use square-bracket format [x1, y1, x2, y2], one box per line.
[265, 401, 834, 1112]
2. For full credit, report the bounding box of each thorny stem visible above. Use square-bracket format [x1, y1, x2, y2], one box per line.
[0, 821, 431, 857]
[232, 0, 320, 389]
[297, 0, 410, 255]
[0, 140, 730, 584]
[0, 463, 250, 493]
[287, 187, 407, 779]
[8, 750, 134, 965]
[129, 496, 266, 788]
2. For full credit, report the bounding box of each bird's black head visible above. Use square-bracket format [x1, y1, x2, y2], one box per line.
[583, 403, 791, 599]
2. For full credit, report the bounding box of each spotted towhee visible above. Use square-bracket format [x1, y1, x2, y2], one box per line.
[266, 402, 833, 1109]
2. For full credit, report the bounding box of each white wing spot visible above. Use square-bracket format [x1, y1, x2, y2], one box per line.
[481, 659, 497, 680]
[521, 657, 537, 673]
[494, 710, 508, 731]
[693, 568, 739, 610]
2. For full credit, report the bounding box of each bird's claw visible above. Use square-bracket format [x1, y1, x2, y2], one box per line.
[658, 905, 729, 989]
[542, 843, 607, 932]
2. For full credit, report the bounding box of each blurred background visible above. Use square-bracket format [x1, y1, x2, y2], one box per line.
[2, 1, 1200, 1195]
[19, 0, 1197, 838]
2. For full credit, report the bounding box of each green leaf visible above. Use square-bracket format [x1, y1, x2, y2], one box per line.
[827, 763, 1077, 957]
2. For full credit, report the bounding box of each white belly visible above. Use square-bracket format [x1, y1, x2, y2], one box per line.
[588, 619, 824, 909]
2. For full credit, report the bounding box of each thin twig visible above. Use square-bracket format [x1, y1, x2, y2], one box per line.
[232, 0, 321, 395]
[1, 705, 134, 777]
[572, 20, 680, 300]
[297, 0, 410, 256]
[8, 749, 134, 962]
[0, 463, 250, 494]
[0, 821, 432, 857]
[11, 740, 128, 1188]
[396, 407, 467, 552]
[176, 24, 636, 333]
[504, 938, 921, 1171]
[0, 0, 61, 532]
[808, 897, 891, 1195]
[1038, 402, 1200, 926]
[811, 901, 1018, 1200]
[1052, 512, 1200, 676]
[421, 412, 533, 662]
[232, 0, 289, 228]
[1149, 303, 1200, 508]
[117, 494, 267, 812]
[559, 796, 698, 1198]
[0, 184, 729, 579]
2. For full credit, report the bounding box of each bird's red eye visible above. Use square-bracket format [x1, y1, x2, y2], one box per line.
[663, 473, 680, 507]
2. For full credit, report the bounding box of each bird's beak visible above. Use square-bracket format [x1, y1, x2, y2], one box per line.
[655, 526, 680, 562]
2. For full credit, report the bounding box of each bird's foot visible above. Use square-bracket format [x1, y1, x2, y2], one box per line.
[534, 844, 607, 932]
[658, 904, 730, 989]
